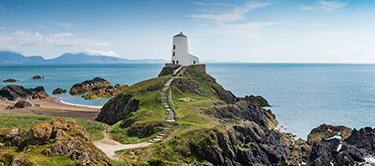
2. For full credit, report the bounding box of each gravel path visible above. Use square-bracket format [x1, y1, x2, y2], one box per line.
[94, 66, 183, 160]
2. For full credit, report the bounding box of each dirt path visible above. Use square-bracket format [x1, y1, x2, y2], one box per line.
[94, 66, 184, 160]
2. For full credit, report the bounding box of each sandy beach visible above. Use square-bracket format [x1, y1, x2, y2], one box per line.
[0, 97, 100, 120]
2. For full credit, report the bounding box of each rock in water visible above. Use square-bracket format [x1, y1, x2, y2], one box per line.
[307, 124, 352, 145]
[69, 77, 112, 95]
[52, 88, 67, 95]
[32, 75, 44, 80]
[3, 78, 18, 83]
[0, 85, 48, 100]
[83, 84, 128, 100]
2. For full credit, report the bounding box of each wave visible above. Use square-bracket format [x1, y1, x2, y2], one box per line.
[56, 97, 103, 109]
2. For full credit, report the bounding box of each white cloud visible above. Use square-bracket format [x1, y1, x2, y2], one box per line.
[190, 1, 271, 24]
[83, 49, 119, 57]
[299, 1, 348, 12]
[0, 30, 110, 48]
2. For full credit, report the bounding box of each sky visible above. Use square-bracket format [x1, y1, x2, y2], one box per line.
[0, 0, 375, 63]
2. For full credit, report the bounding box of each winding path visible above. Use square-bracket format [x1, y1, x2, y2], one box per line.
[94, 66, 184, 160]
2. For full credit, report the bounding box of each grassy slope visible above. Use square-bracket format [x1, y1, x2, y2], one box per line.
[117, 67, 231, 164]
[110, 76, 171, 143]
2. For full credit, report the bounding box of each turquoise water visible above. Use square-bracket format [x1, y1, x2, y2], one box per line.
[1, 63, 375, 138]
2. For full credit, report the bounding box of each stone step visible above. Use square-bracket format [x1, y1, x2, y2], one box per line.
[153, 138, 162, 142]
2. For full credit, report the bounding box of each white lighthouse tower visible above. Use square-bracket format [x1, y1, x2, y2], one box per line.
[171, 32, 199, 66]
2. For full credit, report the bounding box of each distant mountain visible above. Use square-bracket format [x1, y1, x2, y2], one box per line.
[0, 51, 45, 64]
[0, 51, 167, 64]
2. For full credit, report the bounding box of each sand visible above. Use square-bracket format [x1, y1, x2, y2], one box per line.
[0, 97, 100, 120]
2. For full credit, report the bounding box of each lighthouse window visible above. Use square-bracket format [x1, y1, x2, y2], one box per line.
[172, 60, 175, 64]
[193, 61, 196, 64]
[173, 52, 175, 56]
[176, 60, 179, 64]
[173, 45, 176, 49]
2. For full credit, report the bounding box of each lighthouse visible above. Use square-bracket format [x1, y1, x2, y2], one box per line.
[171, 32, 199, 66]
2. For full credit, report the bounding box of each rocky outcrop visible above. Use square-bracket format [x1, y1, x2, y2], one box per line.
[158, 64, 180, 77]
[307, 124, 352, 145]
[70, 77, 111, 95]
[32, 75, 44, 80]
[238, 95, 270, 107]
[3, 78, 18, 83]
[189, 121, 296, 165]
[69, 77, 127, 100]
[83, 84, 128, 100]
[0, 85, 48, 101]
[7, 100, 32, 109]
[52, 88, 67, 95]
[207, 97, 277, 129]
[96, 94, 140, 125]
[0, 119, 110, 165]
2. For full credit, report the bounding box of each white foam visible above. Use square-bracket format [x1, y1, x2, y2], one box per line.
[56, 97, 103, 109]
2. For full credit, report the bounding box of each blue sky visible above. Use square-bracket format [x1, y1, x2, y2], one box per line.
[0, 0, 375, 63]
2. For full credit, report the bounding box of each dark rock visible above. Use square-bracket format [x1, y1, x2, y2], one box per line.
[69, 77, 111, 95]
[346, 127, 375, 152]
[32, 75, 44, 80]
[52, 88, 67, 95]
[126, 122, 164, 138]
[189, 121, 292, 166]
[211, 84, 237, 104]
[8, 100, 32, 109]
[310, 138, 340, 166]
[0, 85, 48, 101]
[307, 124, 352, 145]
[3, 78, 18, 83]
[238, 95, 270, 107]
[96, 94, 140, 125]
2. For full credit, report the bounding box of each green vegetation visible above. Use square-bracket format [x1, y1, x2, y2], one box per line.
[0, 112, 51, 130]
[76, 118, 108, 140]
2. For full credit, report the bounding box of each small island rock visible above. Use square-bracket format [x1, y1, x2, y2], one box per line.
[52, 88, 67, 95]
[32, 75, 44, 80]
[69, 77, 111, 95]
[0, 85, 49, 100]
[3, 78, 18, 83]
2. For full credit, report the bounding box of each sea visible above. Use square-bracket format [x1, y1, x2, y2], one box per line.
[1, 63, 375, 139]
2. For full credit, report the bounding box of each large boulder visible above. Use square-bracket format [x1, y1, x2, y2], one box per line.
[0, 85, 48, 101]
[96, 94, 140, 125]
[307, 124, 352, 145]
[69, 77, 111, 95]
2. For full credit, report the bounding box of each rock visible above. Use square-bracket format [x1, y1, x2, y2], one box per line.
[10, 156, 29, 166]
[0, 119, 110, 165]
[52, 88, 67, 95]
[173, 78, 203, 95]
[211, 84, 237, 104]
[309, 138, 341, 166]
[8, 100, 32, 109]
[0, 85, 49, 101]
[96, 94, 140, 125]
[238, 95, 270, 107]
[207, 98, 278, 129]
[189, 121, 292, 166]
[346, 127, 375, 152]
[83, 84, 128, 100]
[32, 75, 44, 80]
[69, 77, 112, 95]
[158, 64, 181, 77]
[307, 124, 352, 145]
[286, 138, 311, 165]
[3, 78, 18, 83]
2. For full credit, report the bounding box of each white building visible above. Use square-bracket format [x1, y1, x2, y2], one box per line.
[171, 32, 199, 66]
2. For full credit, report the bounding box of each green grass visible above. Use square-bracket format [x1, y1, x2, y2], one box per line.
[76, 118, 109, 141]
[3, 145, 78, 166]
[0, 112, 52, 130]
